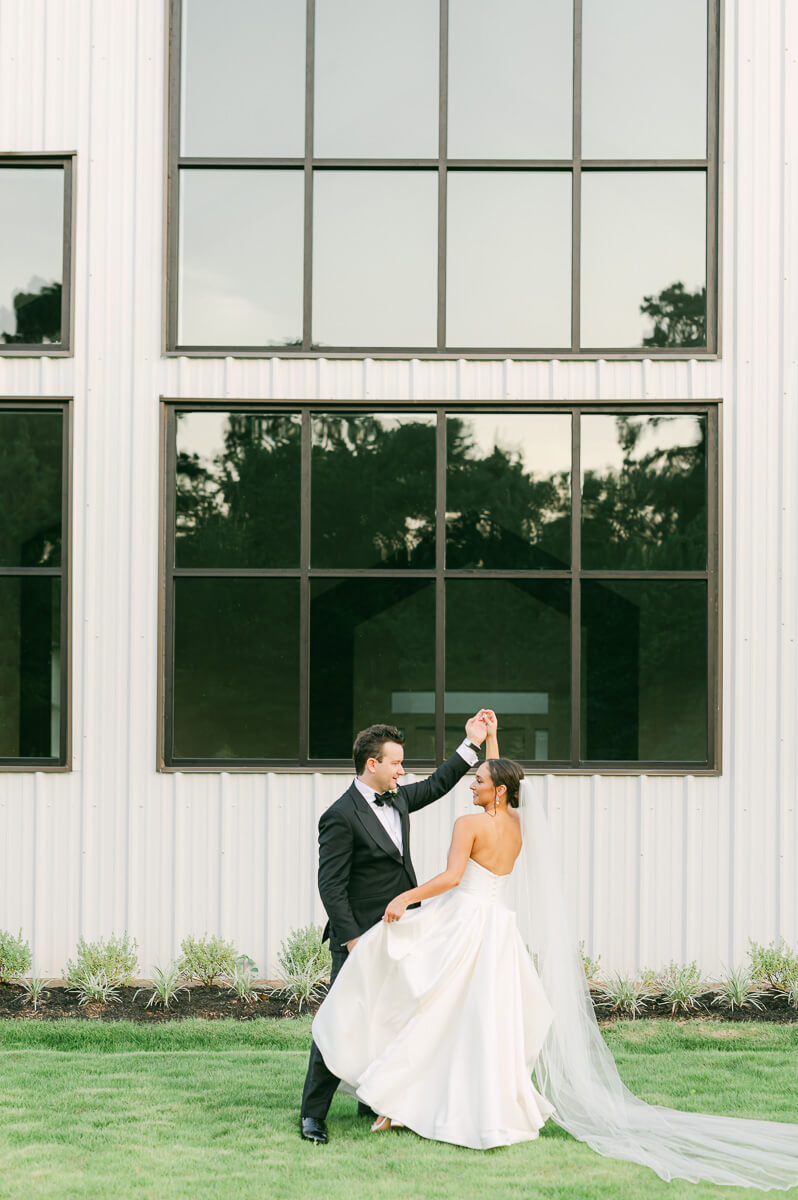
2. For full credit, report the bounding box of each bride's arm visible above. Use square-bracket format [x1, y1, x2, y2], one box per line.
[382, 818, 476, 922]
[482, 708, 499, 758]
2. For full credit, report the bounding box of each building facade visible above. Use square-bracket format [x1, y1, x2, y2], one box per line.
[0, 0, 796, 978]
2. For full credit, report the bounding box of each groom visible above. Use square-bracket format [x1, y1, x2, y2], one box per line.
[300, 715, 488, 1143]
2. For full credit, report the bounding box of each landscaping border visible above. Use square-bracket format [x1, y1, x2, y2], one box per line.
[1, 981, 797, 1023]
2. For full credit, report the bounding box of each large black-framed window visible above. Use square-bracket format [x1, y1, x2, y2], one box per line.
[166, 0, 720, 358]
[161, 400, 719, 772]
[0, 401, 71, 768]
[0, 156, 74, 355]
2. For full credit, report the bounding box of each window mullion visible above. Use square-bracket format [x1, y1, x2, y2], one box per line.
[706, 403, 719, 771]
[163, 407, 178, 764]
[299, 409, 311, 764]
[705, 0, 720, 352]
[167, 0, 182, 351]
[435, 410, 446, 762]
[571, 409, 581, 767]
[571, 0, 583, 353]
[59, 400, 71, 765]
[302, 0, 316, 350]
[437, 0, 449, 350]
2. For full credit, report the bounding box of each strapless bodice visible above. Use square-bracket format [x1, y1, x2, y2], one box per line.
[457, 857, 513, 905]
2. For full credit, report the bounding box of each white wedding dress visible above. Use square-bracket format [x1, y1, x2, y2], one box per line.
[313, 785, 798, 1188]
[312, 856, 556, 1149]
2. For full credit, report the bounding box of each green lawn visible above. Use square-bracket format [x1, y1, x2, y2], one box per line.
[0, 1018, 797, 1200]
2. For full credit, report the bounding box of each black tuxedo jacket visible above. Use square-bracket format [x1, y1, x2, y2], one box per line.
[317, 751, 473, 947]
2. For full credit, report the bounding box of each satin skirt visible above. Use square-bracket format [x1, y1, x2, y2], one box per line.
[312, 858, 555, 1149]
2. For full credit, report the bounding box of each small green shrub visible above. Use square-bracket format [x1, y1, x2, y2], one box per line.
[578, 940, 602, 983]
[657, 960, 706, 1015]
[596, 973, 653, 1020]
[21, 976, 50, 1011]
[776, 979, 798, 1009]
[0, 929, 32, 983]
[640, 967, 659, 991]
[70, 968, 122, 1006]
[271, 925, 331, 1014]
[177, 934, 238, 986]
[135, 963, 189, 1010]
[224, 955, 261, 1002]
[712, 965, 767, 1012]
[63, 932, 138, 988]
[748, 938, 798, 988]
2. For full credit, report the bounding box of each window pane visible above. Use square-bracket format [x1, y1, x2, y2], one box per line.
[445, 580, 570, 760]
[0, 411, 62, 567]
[315, 0, 438, 157]
[0, 168, 63, 346]
[446, 172, 571, 347]
[311, 413, 436, 568]
[581, 172, 706, 348]
[313, 171, 437, 347]
[446, 413, 571, 568]
[0, 577, 61, 759]
[582, 0, 707, 159]
[180, 0, 305, 156]
[581, 414, 707, 569]
[310, 579, 435, 759]
[581, 580, 707, 762]
[448, 0, 572, 158]
[178, 169, 303, 346]
[175, 411, 301, 568]
[172, 578, 299, 759]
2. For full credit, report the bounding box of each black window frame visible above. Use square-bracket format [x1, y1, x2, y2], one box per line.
[159, 397, 720, 774]
[0, 398, 72, 770]
[0, 154, 75, 357]
[165, 0, 721, 359]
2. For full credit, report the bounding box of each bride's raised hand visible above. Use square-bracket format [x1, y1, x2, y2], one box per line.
[480, 709, 499, 758]
[383, 893, 410, 924]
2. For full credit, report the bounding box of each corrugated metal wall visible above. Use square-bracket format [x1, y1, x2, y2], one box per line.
[0, 0, 796, 979]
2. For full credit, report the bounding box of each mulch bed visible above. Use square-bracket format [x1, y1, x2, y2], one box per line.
[0, 980, 325, 1022]
[1, 981, 796, 1023]
[589, 986, 798, 1025]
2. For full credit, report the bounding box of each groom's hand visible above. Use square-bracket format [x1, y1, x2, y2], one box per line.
[346, 937, 360, 953]
[465, 712, 488, 746]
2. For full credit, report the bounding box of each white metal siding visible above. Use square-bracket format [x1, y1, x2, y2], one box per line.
[0, 0, 796, 978]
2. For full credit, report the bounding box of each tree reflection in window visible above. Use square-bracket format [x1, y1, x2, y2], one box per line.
[446, 414, 571, 570]
[0, 281, 62, 345]
[311, 413, 436, 568]
[175, 412, 302, 568]
[641, 281, 706, 349]
[581, 414, 707, 570]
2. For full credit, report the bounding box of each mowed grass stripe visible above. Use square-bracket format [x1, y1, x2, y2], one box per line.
[2, 1014, 798, 1052]
[0, 1021, 797, 1200]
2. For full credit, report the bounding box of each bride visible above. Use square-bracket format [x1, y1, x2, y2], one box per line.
[312, 713, 798, 1188]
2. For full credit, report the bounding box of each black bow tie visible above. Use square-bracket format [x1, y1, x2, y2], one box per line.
[374, 790, 399, 809]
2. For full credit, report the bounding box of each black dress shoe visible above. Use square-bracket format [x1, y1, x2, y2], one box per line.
[300, 1117, 328, 1144]
[357, 1101, 378, 1119]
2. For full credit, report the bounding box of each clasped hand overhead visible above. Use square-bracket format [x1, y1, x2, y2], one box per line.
[381, 709, 497, 926]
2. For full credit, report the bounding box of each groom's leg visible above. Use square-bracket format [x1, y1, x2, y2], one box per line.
[300, 943, 348, 1120]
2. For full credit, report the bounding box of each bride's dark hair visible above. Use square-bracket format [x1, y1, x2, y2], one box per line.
[485, 758, 524, 808]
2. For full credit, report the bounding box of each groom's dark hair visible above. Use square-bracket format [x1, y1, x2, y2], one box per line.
[353, 724, 405, 774]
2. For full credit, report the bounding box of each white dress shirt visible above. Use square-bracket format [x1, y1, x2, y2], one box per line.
[353, 739, 480, 858]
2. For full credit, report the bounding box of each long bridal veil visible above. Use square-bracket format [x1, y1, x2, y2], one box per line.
[516, 780, 798, 1190]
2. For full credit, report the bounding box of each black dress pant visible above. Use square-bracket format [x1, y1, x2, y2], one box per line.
[300, 941, 352, 1120]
